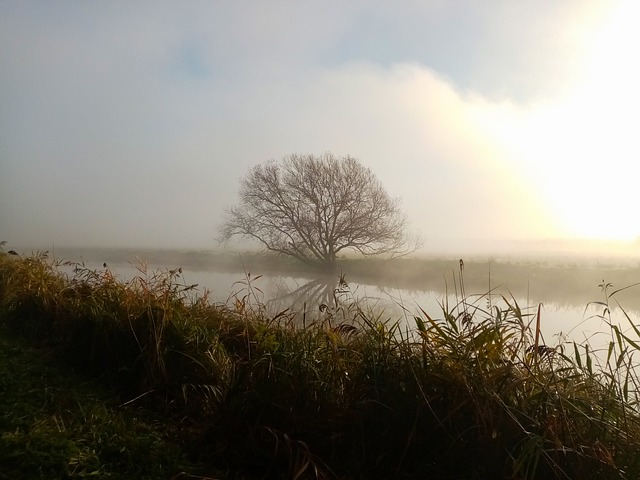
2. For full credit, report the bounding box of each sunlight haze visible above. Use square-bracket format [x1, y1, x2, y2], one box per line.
[1, 1, 638, 255]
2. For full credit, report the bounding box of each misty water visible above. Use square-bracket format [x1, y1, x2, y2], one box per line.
[65, 258, 639, 354]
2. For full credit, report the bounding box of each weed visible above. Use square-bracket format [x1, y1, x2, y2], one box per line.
[1, 244, 640, 479]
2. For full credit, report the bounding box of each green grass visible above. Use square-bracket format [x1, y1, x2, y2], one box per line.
[1, 243, 640, 479]
[0, 324, 222, 479]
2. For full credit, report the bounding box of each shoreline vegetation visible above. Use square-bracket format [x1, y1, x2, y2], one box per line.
[36, 246, 640, 311]
[2, 245, 640, 478]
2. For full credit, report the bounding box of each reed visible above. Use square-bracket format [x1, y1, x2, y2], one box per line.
[1, 243, 639, 479]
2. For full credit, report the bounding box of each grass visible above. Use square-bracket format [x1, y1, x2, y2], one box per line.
[1, 243, 640, 479]
[0, 324, 218, 479]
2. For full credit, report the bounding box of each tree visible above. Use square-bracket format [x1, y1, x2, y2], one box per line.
[221, 153, 418, 271]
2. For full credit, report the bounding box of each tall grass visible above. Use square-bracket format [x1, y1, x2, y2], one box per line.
[1, 243, 640, 479]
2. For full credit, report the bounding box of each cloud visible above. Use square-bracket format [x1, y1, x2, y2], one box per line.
[0, 1, 616, 249]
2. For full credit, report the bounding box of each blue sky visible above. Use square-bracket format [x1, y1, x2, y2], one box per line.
[1, 1, 638, 252]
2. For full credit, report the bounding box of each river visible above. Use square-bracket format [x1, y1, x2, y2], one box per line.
[59, 256, 639, 354]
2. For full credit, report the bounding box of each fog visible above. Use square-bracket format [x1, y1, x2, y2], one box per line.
[2, 1, 640, 254]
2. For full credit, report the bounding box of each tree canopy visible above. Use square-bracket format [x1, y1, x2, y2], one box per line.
[220, 153, 416, 270]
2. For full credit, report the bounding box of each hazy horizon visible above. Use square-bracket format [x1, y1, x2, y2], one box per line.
[7, 237, 640, 265]
[2, 2, 640, 254]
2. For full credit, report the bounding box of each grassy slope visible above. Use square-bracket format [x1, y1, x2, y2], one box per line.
[0, 326, 221, 480]
[2, 249, 640, 479]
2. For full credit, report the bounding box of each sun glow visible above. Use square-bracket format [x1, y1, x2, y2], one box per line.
[554, 0, 640, 241]
[480, 1, 640, 242]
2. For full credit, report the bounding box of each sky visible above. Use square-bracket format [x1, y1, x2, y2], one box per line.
[2, 1, 639, 254]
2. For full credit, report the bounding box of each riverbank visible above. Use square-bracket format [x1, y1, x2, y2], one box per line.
[0, 325, 227, 479]
[2, 246, 640, 479]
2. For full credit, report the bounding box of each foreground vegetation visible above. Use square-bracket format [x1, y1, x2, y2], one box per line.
[0, 324, 215, 479]
[2, 245, 640, 479]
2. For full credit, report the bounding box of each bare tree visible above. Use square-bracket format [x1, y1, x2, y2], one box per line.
[220, 153, 418, 271]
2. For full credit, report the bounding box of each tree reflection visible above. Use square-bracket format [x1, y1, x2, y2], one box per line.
[265, 274, 353, 323]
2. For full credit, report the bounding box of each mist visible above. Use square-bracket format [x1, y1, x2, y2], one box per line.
[2, 1, 639, 255]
